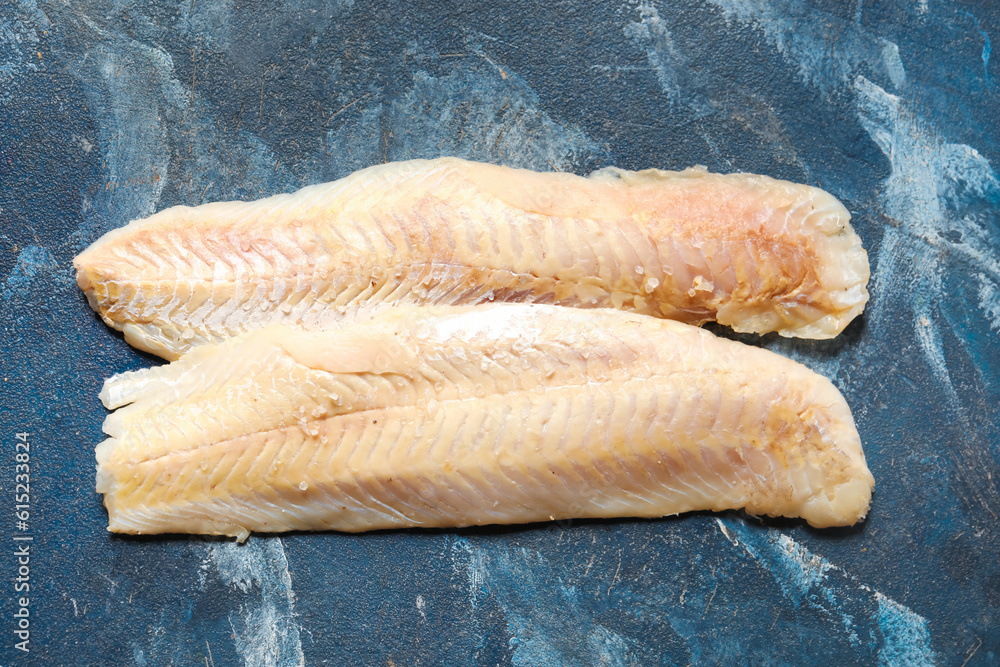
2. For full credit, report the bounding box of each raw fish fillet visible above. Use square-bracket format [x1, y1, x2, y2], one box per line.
[75, 158, 870, 360]
[96, 304, 874, 539]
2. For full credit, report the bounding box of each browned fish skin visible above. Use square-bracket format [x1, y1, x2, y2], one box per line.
[75, 158, 870, 360]
[96, 305, 874, 539]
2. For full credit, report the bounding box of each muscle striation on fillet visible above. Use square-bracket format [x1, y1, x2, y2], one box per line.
[74, 158, 870, 360]
[95, 304, 874, 539]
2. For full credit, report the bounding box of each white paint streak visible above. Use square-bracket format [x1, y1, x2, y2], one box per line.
[854, 74, 1000, 391]
[586, 626, 632, 667]
[624, 1, 683, 104]
[706, 0, 901, 98]
[881, 42, 906, 90]
[978, 275, 1000, 333]
[724, 522, 858, 645]
[874, 592, 936, 667]
[452, 539, 633, 666]
[208, 539, 304, 667]
[322, 60, 602, 178]
[72, 133, 95, 153]
[68, 17, 170, 237]
[769, 533, 835, 604]
[719, 520, 934, 660]
[62, 9, 294, 247]
[854, 76, 1000, 256]
[175, 0, 352, 72]
[2, 246, 57, 300]
[913, 295, 960, 411]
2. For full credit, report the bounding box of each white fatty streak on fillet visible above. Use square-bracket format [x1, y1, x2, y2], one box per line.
[74, 158, 870, 360]
[95, 305, 874, 537]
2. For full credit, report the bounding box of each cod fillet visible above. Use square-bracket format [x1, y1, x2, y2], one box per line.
[75, 158, 870, 360]
[96, 304, 873, 539]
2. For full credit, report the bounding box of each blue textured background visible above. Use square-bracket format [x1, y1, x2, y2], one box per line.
[1, 1, 998, 665]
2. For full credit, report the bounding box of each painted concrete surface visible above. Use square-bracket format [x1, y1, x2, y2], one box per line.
[1, 0, 997, 664]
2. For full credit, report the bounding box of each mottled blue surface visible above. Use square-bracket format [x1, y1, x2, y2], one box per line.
[1, 0, 998, 664]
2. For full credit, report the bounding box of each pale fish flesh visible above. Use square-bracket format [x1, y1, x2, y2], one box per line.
[96, 304, 874, 539]
[75, 158, 870, 360]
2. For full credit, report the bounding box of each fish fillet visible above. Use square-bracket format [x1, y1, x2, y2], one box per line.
[96, 304, 873, 539]
[75, 158, 870, 360]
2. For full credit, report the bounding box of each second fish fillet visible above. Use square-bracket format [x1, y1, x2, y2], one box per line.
[96, 304, 873, 539]
[75, 158, 870, 359]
